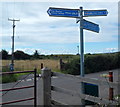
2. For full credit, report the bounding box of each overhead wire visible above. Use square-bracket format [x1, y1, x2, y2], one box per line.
[14, 1, 25, 42]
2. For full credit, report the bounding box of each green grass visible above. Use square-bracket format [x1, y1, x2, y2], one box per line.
[1, 66, 42, 83]
[1, 66, 18, 83]
[1, 74, 18, 83]
[53, 69, 61, 73]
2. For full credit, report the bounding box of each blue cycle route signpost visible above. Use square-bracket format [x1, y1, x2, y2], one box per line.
[47, 6, 108, 105]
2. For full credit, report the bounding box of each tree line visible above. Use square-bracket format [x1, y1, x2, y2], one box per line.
[0, 49, 74, 60]
[1, 49, 119, 75]
[0, 49, 40, 60]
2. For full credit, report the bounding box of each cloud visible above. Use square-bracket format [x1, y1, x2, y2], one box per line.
[1, 0, 119, 2]
[105, 48, 118, 52]
[1, 2, 118, 54]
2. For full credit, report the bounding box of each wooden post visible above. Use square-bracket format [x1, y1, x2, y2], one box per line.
[59, 58, 63, 71]
[34, 68, 37, 107]
[41, 67, 51, 106]
[41, 63, 43, 69]
[109, 71, 113, 100]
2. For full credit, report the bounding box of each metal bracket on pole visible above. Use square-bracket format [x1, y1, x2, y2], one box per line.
[76, 18, 80, 23]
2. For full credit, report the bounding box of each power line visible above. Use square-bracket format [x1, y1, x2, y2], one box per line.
[8, 18, 20, 71]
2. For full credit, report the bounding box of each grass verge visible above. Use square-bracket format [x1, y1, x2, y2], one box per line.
[1, 67, 42, 83]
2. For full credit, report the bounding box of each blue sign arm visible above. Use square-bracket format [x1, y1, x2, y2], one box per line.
[84, 10, 108, 17]
[47, 7, 79, 18]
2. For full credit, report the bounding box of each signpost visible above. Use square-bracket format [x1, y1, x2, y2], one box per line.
[47, 6, 108, 105]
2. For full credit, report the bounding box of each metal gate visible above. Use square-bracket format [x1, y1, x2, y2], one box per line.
[0, 68, 37, 106]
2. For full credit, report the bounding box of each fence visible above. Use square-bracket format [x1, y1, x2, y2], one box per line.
[41, 67, 119, 106]
[0, 69, 37, 106]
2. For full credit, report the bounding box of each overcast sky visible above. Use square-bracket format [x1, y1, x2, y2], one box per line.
[0, 0, 119, 55]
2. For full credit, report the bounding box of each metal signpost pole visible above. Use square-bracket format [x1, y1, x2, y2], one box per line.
[79, 7, 85, 105]
[79, 7, 84, 77]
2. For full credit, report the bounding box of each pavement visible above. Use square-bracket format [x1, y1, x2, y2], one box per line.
[1, 69, 119, 105]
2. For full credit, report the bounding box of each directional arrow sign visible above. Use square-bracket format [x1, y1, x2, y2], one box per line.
[47, 7, 79, 18]
[84, 10, 108, 17]
[83, 19, 100, 33]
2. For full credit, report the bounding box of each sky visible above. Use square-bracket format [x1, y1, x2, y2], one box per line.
[0, 0, 119, 55]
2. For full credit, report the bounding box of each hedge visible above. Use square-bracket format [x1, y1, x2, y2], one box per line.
[62, 52, 120, 75]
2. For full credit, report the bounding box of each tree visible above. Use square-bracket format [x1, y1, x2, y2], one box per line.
[33, 50, 40, 59]
[0, 49, 9, 59]
[14, 50, 30, 60]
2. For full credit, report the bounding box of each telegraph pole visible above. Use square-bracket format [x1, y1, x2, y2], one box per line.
[8, 18, 20, 71]
[77, 45, 79, 55]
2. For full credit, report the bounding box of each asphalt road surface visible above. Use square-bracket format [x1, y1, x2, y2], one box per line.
[1, 69, 119, 105]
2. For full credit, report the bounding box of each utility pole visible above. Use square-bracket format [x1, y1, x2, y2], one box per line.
[77, 45, 79, 55]
[8, 18, 20, 71]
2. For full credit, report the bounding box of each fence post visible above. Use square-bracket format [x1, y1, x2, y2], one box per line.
[59, 58, 63, 71]
[109, 71, 113, 100]
[34, 68, 37, 107]
[41, 67, 51, 106]
[41, 63, 43, 69]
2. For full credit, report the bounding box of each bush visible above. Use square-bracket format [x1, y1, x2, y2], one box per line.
[62, 58, 80, 75]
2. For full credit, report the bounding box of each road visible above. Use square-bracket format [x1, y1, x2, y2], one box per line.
[1, 69, 119, 105]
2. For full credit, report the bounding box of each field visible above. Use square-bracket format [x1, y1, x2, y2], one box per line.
[2, 59, 60, 72]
